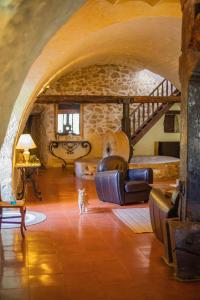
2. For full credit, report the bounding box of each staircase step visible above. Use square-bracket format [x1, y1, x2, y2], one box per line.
[130, 79, 180, 145]
[131, 103, 174, 145]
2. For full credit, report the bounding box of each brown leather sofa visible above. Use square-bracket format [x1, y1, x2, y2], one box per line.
[95, 155, 153, 205]
[149, 188, 173, 242]
[149, 188, 180, 242]
[149, 188, 180, 263]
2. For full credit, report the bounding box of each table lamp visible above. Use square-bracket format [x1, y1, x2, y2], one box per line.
[16, 134, 36, 163]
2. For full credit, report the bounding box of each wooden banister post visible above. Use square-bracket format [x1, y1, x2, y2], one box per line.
[121, 99, 133, 161]
[121, 99, 131, 141]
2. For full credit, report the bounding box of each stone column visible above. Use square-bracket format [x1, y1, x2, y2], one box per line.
[168, 0, 200, 280]
[179, 0, 200, 221]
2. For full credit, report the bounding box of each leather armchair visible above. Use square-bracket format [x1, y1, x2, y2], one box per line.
[95, 155, 153, 205]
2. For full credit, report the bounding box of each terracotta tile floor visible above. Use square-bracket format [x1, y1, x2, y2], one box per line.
[0, 168, 199, 300]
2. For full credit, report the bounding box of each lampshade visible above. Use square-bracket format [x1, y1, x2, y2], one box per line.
[16, 134, 36, 150]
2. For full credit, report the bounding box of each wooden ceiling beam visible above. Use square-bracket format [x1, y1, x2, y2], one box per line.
[36, 95, 181, 104]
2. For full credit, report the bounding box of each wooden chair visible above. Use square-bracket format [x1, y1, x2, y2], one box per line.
[0, 200, 27, 238]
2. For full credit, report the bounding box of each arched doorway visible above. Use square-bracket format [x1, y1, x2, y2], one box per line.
[0, 2, 181, 201]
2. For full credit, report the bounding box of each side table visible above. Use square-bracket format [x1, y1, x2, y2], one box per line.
[15, 162, 42, 200]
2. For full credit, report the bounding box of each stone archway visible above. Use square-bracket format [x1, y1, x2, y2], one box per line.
[0, 0, 84, 200]
[0, 1, 181, 200]
[0, 1, 84, 144]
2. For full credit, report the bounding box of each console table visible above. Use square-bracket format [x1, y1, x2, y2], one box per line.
[15, 161, 42, 200]
[49, 140, 92, 168]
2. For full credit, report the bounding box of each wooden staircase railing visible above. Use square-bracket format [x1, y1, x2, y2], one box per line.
[130, 79, 180, 146]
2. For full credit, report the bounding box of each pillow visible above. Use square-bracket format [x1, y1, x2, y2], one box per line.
[84, 164, 97, 175]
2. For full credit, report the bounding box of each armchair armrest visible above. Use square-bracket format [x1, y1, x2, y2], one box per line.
[95, 170, 124, 205]
[127, 168, 153, 184]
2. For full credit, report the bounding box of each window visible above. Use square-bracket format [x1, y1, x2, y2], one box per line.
[56, 104, 81, 135]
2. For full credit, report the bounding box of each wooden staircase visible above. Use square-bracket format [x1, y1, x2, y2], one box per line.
[130, 79, 181, 146]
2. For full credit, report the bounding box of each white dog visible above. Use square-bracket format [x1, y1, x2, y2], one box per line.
[78, 188, 88, 214]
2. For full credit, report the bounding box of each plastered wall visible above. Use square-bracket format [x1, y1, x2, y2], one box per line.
[134, 104, 181, 156]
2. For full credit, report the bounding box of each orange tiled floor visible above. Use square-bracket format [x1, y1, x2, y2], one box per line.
[0, 168, 199, 300]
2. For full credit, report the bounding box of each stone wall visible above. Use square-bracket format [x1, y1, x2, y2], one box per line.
[44, 64, 162, 96]
[33, 64, 163, 167]
[83, 104, 122, 135]
[168, 0, 200, 280]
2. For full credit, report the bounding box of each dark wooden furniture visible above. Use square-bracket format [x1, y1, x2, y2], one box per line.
[130, 79, 180, 146]
[155, 141, 180, 158]
[15, 162, 42, 200]
[0, 200, 26, 238]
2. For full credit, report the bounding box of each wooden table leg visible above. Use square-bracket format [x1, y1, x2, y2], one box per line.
[23, 168, 42, 200]
[20, 207, 25, 238]
[17, 168, 26, 200]
[23, 207, 27, 231]
[0, 207, 2, 231]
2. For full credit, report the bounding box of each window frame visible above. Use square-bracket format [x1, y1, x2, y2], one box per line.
[54, 103, 83, 138]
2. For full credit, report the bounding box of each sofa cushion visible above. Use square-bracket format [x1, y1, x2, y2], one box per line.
[125, 181, 150, 193]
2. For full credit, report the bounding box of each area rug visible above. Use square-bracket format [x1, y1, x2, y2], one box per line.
[112, 207, 153, 233]
[1, 210, 46, 229]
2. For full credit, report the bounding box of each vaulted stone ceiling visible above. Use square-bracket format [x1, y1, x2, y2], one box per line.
[2, 0, 182, 144]
[19, 0, 181, 107]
